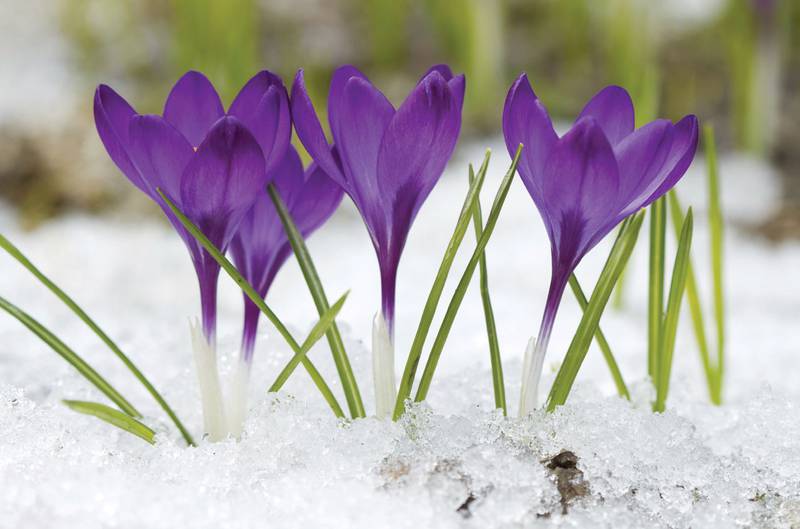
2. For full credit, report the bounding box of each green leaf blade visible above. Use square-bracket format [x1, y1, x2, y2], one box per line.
[546, 212, 645, 411]
[0, 233, 195, 446]
[413, 145, 523, 404]
[654, 209, 694, 412]
[63, 400, 156, 444]
[267, 184, 365, 419]
[158, 189, 346, 418]
[0, 295, 140, 417]
[393, 149, 492, 420]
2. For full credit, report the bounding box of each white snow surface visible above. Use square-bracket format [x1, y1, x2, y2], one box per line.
[1, 140, 799, 528]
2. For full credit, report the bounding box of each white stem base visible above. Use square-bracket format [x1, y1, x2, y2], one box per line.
[372, 312, 396, 419]
[226, 358, 250, 439]
[190, 319, 227, 441]
[518, 336, 545, 417]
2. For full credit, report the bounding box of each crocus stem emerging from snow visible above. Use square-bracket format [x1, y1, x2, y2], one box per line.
[0, 234, 195, 446]
[546, 212, 645, 411]
[267, 184, 365, 419]
[372, 312, 396, 418]
[190, 320, 226, 441]
[519, 268, 569, 416]
[160, 190, 348, 417]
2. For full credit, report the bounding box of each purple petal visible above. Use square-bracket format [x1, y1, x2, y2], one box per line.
[422, 65, 465, 110]
[163, 71, 224, 147]
[180, 116, 267, 251]
[287, 157, 344, 237]
[502, 74, 558, 203]
[228, 70, 291, 175]
[93, 85, 148, 194]
[541, 117, 620, 266]
[614, 119, 674, 217]
[127, 115, 194, 202]
[576, 86, 635, 146]
[639, 115, 699, 208]
[376, 71, 460, 228]
[328, 65, 370, 142]
[290, 69, 347, 188]
[333, 76, 395, 218]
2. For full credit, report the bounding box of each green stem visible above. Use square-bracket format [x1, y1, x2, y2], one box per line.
[705, 125, 725, 403]
[0, 295, 139, 417]
[647, 199, 666, 383]
[468, 166, 506, 414]
[546, 213, 645, 411]
[567, 274, 630, 400]
[414, 146, 522, 403]
[392, 150, 492, 420]
[267, 184, 365, 419]
[0, 233, 195, 446]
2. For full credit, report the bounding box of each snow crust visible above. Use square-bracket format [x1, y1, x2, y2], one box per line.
[1, 141, 798, 528]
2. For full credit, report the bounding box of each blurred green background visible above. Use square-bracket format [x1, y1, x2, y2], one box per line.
[1, 0, 799, 235]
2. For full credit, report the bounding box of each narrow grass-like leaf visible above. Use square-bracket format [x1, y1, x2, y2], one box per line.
[0, 234, 195, 446]
[705, 125, 725, 402]
[468, 165, 506, 414]
[269, 291, 349, 394]
[667, 191, 719, 403]
[546, 212, 645, 411]
[0, 295, 139, 416]
[268, 184, 365, 419]
[654, 209, 693, 412]
[611, 224, 630, 310]
[647, 198, 666, 381]
[63, 399, 155, 444]
[567, 274, 630, 400]
[392, 150, 492, 420]
[413, 145, 523, 404]
[158, 190, 346, 418]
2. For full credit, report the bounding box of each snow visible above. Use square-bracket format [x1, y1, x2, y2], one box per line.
[1, 140, 799, 528]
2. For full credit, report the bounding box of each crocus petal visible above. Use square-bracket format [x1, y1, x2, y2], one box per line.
[541, 117, 620, 265]
[93, 85, 149, 194]
[328, 64, 370, 143]
[334, 77, 395, 221]
[376, 70, 460, 235]
[576, 85, 635, 146]
[422, 64, 465, 110]
[614, 119, 674, 216]
[290, 69, 347, 188]
[228, 70, 291, 175]
[639, 115, 699, 208]
[502, 74, 558, 203]
[163, 71, 224, 147]
[180, 116, 267, 250]
[127, 114, 194, 203]
[287, 158, 344, 237]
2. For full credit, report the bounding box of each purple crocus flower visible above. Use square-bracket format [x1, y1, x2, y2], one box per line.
[291, 64, 464, 417]
[94, 70, 290, 342]
[503, 74, 698, 415]
[230, 145, 344, 362]
[94, 70, 290, 438]
[291, 65, 464, 333]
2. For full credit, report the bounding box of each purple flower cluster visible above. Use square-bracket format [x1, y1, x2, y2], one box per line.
[95, 66, 697, 421]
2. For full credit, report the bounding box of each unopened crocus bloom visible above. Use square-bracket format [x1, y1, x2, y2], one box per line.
[503, 74, 698, 415]
[226, 146, 343, 434]
[291, 65, 464, 417]
[94, 70, 290, 439]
